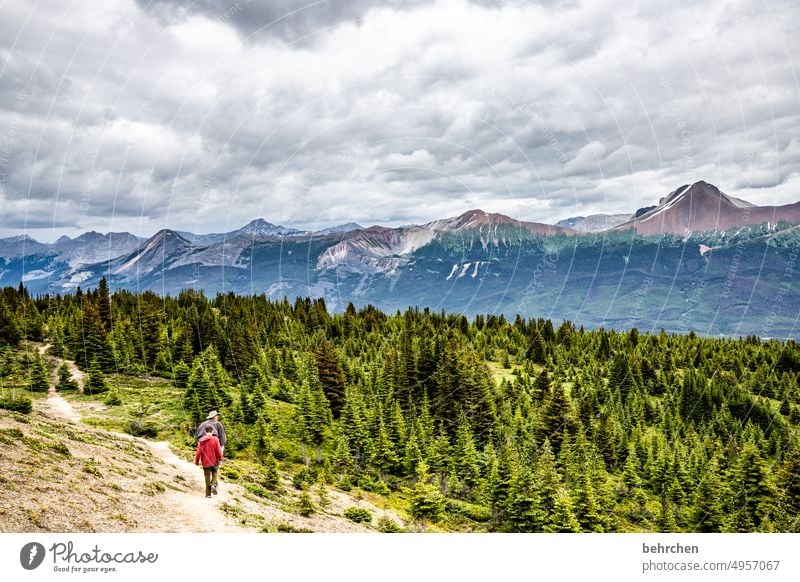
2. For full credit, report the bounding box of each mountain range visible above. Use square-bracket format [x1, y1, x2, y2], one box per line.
[2, 181, 798, 337]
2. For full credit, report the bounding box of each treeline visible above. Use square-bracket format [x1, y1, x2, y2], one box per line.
[2, 280, 800, 532]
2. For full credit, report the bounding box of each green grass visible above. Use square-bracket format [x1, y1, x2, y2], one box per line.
[486, 360, 523, 385]
[76, 374, 185, 440]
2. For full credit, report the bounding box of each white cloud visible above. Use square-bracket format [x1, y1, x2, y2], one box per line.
[0, 0, 798, 240]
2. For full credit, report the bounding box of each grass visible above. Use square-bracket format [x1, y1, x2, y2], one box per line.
[83, 459, 103, 478]
[142, 480, 167, 496]
[485, 360, 520, 385]
[74, 374, 185, 440]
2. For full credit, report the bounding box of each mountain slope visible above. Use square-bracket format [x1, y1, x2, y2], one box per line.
[53, 231, 141, 267]
[317, 210, 576, 274]
[110, 229, 197, 280]
[0, 363, 405, 533]
[178, 219, 302, 245]
[557, 213, 632, 232]
[616, 181, 800, 235]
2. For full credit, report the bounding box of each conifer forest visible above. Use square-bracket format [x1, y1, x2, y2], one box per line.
[2, 280, 800, 532]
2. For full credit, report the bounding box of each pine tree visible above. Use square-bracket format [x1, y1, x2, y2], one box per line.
[525, 330, 546, 364]
[535, 440, 562, 516]
[573, 468, 603, 532]
[533, 369, 551, 401]
[173, 361, 191, 389]
[263, 450, 280, 490]
[690, 459, 724, 532]
[85, 357, 108, 394]
[56, 361, 79, 391]
[729, 443, 777, 531]
[541, 382, 575, 454]
[96, 276, 112, 332]
[28, 355, 50, 392]
[506, 461, 545, 531]
[455, 419, 481, 493]
[776, 450, 800, 531]
[609, 352, 638, 401]
[371, 418, 398, 478]
[0, 301, 21, 345]
[409, 460, 446, 528]
[623, 444, 643, 490]
[78, 303, 114, 372]
[314, 340, 346, 418]
[546, 488, 581, 532]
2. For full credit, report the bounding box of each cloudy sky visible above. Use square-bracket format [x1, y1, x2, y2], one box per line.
[0, 0, 798, 240]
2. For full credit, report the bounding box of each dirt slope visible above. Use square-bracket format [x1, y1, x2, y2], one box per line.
[1, 357, 404, 533]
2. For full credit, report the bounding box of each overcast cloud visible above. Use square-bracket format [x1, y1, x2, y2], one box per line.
[0, 0, 798, 240]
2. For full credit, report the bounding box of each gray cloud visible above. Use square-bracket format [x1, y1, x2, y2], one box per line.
[1, 0, 798, 241]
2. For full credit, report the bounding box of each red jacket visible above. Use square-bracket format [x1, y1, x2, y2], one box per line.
[194, 434, 223, 468]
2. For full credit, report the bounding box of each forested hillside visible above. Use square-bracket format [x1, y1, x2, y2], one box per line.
[2, 280, 800, 532]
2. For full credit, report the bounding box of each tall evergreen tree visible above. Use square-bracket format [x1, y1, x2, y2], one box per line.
[28, 355, 50, 392]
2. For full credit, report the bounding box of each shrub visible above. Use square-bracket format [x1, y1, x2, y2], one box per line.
[357, 475, 390, 495]
[244, 483, 270, 498]
[377, 515, 402, 533]
[49, 441, 71, 457]
[221, 466, 240, 480]
[274, 523, 312, 533]
[83, 460, 103, 477]
[126, 420, 158, 438]
[343, 507, 372, 524]
[143, 480, 167, 496]
[0, 396, 32, 414]
[292, 467, 312, 490]
[446, 499, 492, 523]
[104, 389, 122, 406]
[297, 492, 315, 516]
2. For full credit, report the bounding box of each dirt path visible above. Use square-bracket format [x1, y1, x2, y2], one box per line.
[28, 343, 406, 533]
[33, 344, 253, 533]
[143, 440, 248, 532]
[38, 343, 85, 393]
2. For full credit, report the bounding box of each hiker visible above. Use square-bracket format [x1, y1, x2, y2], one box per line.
[194, 410, 227, 453]
[194, 425, 223, 498]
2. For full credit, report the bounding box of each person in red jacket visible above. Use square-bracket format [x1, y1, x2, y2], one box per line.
[194, 425, 223, 498]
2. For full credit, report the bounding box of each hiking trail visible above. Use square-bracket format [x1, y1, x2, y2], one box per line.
[35, 343, 253, 533]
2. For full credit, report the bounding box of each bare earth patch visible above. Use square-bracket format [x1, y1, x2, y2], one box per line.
[1, 386, 406, 533]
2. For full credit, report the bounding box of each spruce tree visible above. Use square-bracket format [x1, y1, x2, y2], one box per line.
[263, 450, 280, 490]
[85, 357, 108, 394]
[525, 330, 546, 364]
[546, 488, 581, 533]
[729, 443, 776, 531]
[28, 355, 50, 392]
[541, 382, 575, 453]
[533, 369, 551, 401]
[506, 461, 544, 531]
[573, 468, 603, 532]
[314, 340, 346, 418]
[0, 301, 20, 345]
[409, 460, 446, 527]
[56, 361, 79, 391]
[173, 361, 191, 389]
[690, 459, 724, 532]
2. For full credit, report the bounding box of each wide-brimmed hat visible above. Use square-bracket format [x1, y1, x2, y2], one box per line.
[206, 410, 219, 420]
